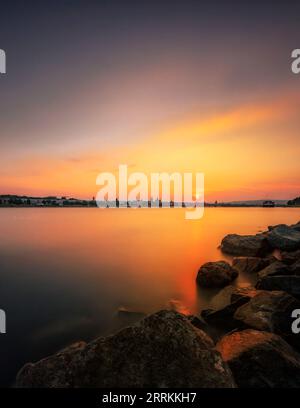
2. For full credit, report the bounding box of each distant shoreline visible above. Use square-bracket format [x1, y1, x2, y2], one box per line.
[1, 204, 300, 208]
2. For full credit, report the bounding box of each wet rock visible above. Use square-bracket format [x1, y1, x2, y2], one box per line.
[267, 225, 300, 251]
[196, 261, 238, 288]
[257, 261, 291, 279]
[281, 249, 300, 265]
[232, 256, 275, 274]
[234, 291, 300, 348]
[216, 329, 300, 387]
[221, 234, 271, 257]
[16, 310, 236, 388]
[256, 275, 300, 298]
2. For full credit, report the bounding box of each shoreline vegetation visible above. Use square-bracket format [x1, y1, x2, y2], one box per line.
[1, 194, 300, 208]
[16, 219, 300, 388]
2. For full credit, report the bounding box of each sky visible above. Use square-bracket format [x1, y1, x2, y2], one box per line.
[0, 0, 300, 201]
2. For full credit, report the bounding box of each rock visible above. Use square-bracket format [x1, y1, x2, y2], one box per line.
[16, 310, 236, 388]
[268, 224, 287, 231]
[291, 260, 300, 275]
[210, 286, 236, 310]
[234, 291, 300, 348]
[267, 225, 300, 251]
[201, 297, 249, 333]
[256, 275, 300, 298]
[292, 221, 300, 232]
[281, 249, 300, 265]
[196, 261, 238, 288]
[232, 256, 275, 274]
[216, 329, 300, 387]
[257, 261, 291, 279]
[230, 286, 262, 303]
[187, 315, 220, 343]
[221, 234, 271, 257]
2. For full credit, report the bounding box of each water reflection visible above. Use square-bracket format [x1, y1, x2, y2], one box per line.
[0, 207, 299, 385]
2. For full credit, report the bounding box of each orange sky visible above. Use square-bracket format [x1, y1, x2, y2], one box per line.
[1, 88, 300, 202]
[1, 2, 300, 202]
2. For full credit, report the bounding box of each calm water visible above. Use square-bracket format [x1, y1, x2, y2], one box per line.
[0, 207, 299, 386]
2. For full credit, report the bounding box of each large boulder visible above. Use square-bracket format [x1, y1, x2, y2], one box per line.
[221, 234, 271, 257]
[16, 310, 236, 388]
[216, 329, 300, 387]
[232, 256, 275, 274]
[256, 275, 300, 298]
[234, 291, 300, 348]
[281, 249, 300, 265]
[196, 261, 238, 288]
[257, 261, 291, 279]
[267, 225, 300, 251]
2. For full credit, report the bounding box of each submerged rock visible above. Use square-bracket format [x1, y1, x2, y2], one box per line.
[267, 225, 300, 251]
[216, 329, 300, 387]
[232, 256, 275, 274]
[221, 234, 271, 257]
[257, 261, 291, 279]
[234, 291, 300, 348]
[16, 310, 236, 388]
[196, 261, 238, 288]
[256, 275, 300, 298]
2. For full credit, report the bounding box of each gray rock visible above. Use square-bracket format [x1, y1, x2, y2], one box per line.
[232, 256, 275, 274]
[267, 225, 300, 251]
[221, 234, 271, 257]
[196, 261, 238, 288]
[234, 291, 300, 349]
[216, 329, 300, 387]
[257, 261, 291, 279]
[16, 310, 236, 388]
[256, 275, 300, 298]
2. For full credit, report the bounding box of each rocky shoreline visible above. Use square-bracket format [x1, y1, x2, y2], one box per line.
[16, 220, 300, 388]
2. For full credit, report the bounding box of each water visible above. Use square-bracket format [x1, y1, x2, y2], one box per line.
[0, 207, 299, 386]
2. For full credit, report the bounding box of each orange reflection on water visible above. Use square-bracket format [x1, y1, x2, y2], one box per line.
[0, 207, 300, 315]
